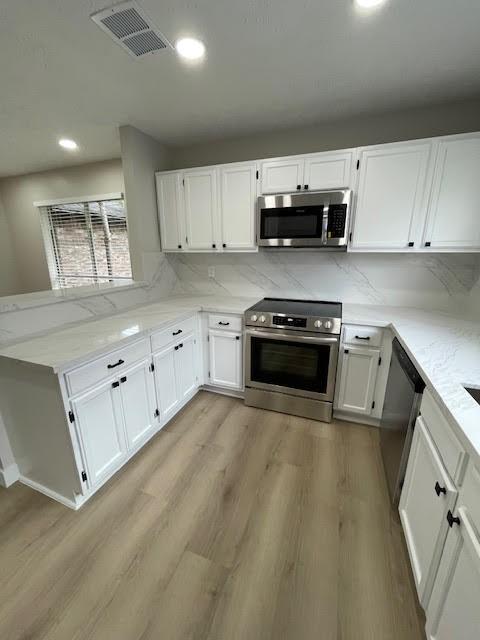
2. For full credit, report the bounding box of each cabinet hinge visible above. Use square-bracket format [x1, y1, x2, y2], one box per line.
[150, 362, 155, 372]
[185, 236, 188, 244]
[182, 178, 185, 186]
[256, 170, 259, 179]
[356, 160, 360, 170]
[372, 401, 376, 409]
[68, 410, 75, 423]
[349, 232, 352, 242]
[154, 408, 160, 418]
[208, 371, 210, 378]
[378, 357, 382, 366]
[207, 335, 210, 342]
[81, 471, 87, 482]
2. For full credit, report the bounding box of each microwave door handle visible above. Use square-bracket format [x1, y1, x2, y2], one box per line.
[322, 204, 329, 245]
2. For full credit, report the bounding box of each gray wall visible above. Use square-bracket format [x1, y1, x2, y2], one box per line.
[119, 126, 170, 281]
[0, 159, 124, 294]
[170, 98, 480, 168]
[0, 197, 19, 296]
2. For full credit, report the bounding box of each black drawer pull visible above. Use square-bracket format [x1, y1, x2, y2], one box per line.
[355, 335, 370, 341]
[218, 321, 230, 326]
[120, 376, 127, 384]
[304, 184, 309, 190]
[112, 381, 120, 389]
[178, 343, 183, 349]
[172, 329, 182, 336]
[296, 184, 301, 190]
[174, 345, 179, 351]
[435, 481, 447, 497]
[178, 244, 182, 249]
[107, 359, 124, 369]
[447, 510, 460, 528]
[212, 243, 216, 249]
[222, 243, 226, 248]
[235, 336, 240, 341]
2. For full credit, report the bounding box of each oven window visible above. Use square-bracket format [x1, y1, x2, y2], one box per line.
[250, 337, 330, 394]
[260, 207, 322, 239]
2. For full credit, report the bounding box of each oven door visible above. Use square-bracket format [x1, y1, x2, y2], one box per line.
[257, 206, 326, 247]
[245, 328, 339, 401]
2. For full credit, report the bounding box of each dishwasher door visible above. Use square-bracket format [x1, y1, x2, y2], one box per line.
[380, 338, 424, 505]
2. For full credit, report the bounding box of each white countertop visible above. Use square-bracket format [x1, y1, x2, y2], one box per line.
[1, 294, 479, 463]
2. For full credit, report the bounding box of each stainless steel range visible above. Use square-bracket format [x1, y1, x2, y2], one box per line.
[244, 298, 342, 422]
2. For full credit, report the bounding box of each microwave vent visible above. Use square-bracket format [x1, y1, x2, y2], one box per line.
[91, 1, 172, 58]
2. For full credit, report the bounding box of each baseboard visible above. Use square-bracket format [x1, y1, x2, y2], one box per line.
[19, 476, 79, 510]
[0, 462, 20, 488]
[333, 411, 381, 427]
[201, 385, 244, 399]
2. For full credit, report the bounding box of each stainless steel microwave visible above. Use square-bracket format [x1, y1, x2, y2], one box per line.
[257, 189, 351, 248]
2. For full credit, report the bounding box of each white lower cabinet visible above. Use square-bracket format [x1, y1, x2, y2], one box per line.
[425, 462, 480, 639]
[71, 380, 127, 488]
[208, 329, 243, 390]
[399, 416, 458, 606]
[119, 358, 158, 451]
[335, 345, 380, 415]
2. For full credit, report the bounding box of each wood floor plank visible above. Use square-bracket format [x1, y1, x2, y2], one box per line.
[0, 392, 425, 640]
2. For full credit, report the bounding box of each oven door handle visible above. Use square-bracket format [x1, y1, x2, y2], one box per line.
[245, 329, 339, 345]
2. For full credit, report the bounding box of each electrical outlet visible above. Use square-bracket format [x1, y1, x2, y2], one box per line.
[208, 266, 215, 279]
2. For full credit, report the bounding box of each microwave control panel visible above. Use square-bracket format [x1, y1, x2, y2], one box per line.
[327, 204, 347, 239]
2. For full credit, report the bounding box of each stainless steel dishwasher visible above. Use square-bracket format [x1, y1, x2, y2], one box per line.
[380, 337, 425, 505]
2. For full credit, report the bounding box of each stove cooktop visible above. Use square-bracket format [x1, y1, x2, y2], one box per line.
[245, 298, 342, 334]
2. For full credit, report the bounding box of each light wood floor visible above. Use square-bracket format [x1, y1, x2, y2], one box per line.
[0, 391, 425, 640]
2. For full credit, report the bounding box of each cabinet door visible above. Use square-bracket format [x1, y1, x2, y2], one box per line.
[156, 172, 185, 251]
[423, 134, 480, 250]
[399, 416, 458, 606]
[335, 346, 380, 415]
[351, 141, 432, 250]
[119, 359, 158, 451]
[208, 329, 243, 390]
[184, 168, 217, 250]
[220, 163, 257, 250]
[260, 157, 304, 194]
[71, 381, 126, 488]
[174, 333, 198, 401]
[304, 151, 353, 190]
[153, 345, 180, 423]
[425, 506, 480, 639]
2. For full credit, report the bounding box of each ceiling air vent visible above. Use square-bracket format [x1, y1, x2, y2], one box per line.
[91, 1, 172, 59]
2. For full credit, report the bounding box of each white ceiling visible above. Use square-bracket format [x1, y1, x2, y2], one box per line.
[1, 0, 480, 177]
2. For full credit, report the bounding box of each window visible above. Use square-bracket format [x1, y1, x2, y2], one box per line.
[39, 196, 132, 289]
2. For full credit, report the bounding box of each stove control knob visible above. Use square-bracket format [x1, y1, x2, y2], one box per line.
[251, 314, 258, 322]
[324, 320, 333, 330]
[314, 320, 323, 328]
[259, 315, 267, 323]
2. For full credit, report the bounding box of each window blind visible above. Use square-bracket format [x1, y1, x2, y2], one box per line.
[39, 197, 132, 289]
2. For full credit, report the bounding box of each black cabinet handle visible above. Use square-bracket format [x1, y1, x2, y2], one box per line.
[296, 184, 301, 190]
[178, 244, 182, 249]
[120, 376, 127, 384]
[212, 243, 216, 249]
[235, 336, 240, 340]
[435, 481, 447, 497]
[172, 329, 182, 336]
[222, 243, 226, 248]
[355, 335, 370, 341]
[408, 241, 414, 247]
[112, 381, 120, 388]
[218, 321, 230, 326]
[304, 184, 309, 190]
[174, 345, 179, 351]
[178, 343, 183, 349]
[107, 359, 124, 369]
[447, 510, 461, 528]
[425, 242, 431, 247]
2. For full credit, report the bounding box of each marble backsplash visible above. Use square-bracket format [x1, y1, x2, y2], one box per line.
[0, 252, 178, 344]
[168, 251, 480, 315]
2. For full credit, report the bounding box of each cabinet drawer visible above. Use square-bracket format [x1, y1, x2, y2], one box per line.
[151, 315, 196, 353]
[66, 338, 149, 397]
[420, 389, 466, 483]
[208, 314, 242, 332]
[343, 324, 383, 347]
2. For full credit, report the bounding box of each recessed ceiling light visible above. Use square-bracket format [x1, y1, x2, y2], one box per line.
[175, 37, 205, 61]
[355, 0, 387, 8]
[58, 138, 78, 150]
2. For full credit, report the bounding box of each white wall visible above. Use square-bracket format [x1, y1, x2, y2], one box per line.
[119, 125, 171, 281]
[171, 98, 480, 169]
[0, 158, 125, 294]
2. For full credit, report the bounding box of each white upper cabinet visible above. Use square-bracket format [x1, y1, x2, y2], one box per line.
[184, 168, 218, 250]
[303, 151, 353, 190]
[260, 157, 304, 194]
[423, 133, 480, 250]
[156, 171, 185, 251]
[220, 162, 257, 251]
[350, 141, 432, 250]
